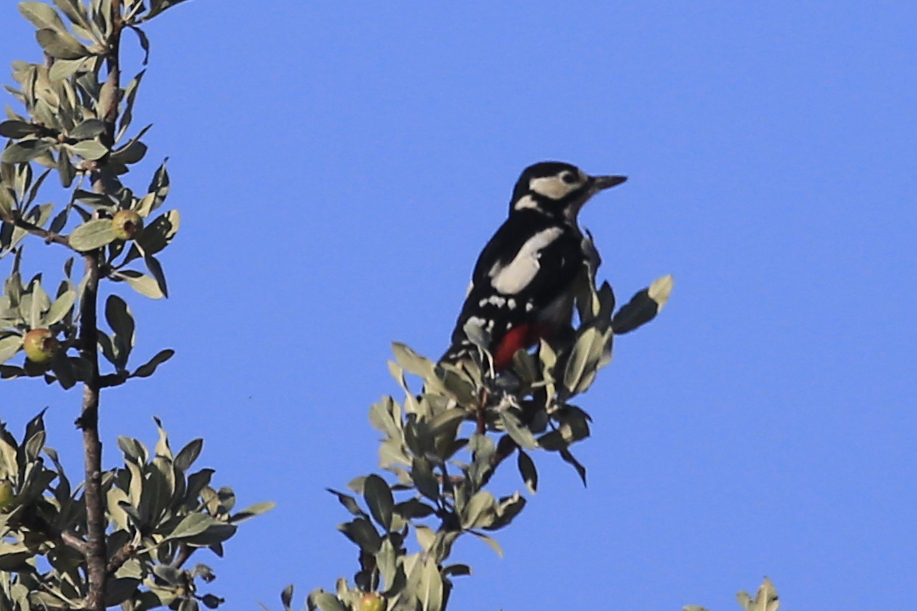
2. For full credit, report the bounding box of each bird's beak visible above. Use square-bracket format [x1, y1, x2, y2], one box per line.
[590, 175, 627, 192]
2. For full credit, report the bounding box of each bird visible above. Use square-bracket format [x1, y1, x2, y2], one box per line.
[440, 161, 626, 373]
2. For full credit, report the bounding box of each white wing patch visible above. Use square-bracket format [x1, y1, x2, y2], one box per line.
[488, 227, 562, 294]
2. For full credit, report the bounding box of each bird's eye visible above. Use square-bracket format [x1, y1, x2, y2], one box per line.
[561, 172, 578, 184]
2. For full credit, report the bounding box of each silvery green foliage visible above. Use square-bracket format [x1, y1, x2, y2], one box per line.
[0, 2, 273, 609]
[684, 577, 781, 611]
[0, 0, 181, 386]
[298, 266, 673, 611]
[0, 413, 274, 610]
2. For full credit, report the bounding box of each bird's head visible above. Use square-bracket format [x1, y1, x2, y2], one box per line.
[509, 161, 626, 221]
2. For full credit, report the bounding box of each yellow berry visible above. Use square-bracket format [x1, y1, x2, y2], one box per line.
[359, 593, 384, 611]
[112, 210, 143, 240]
[23, 329, 58, 364]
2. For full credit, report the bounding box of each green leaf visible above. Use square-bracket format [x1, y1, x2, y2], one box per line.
[28, 279, 50, 328]
[128, 25, 150, 65]
[53, 0, 91, 30]
[0, 335, 23, 364]
[563, 327, 602, 394]
[310, 592, 346, 611]
[419, 557, 444, 611]
[392, 341, 436, 380]
[428, 407, 466, 436]
[517, 450, 537, 494]
[118, 436, 148, 463]
[0, 544, 33, 571]
[737, 578, 779, 611]
[69, 139, 108, 160]
[69, 218, 115, 251]
[113, 270, 165, 299]
[111, 138, 147, 165]
[105, 294, 134, 364]
[144, 254, 168, 298]
[363, 474, 394, 532]
[395, 498, 436, 520]
[49, 56, 88, 81]
[168, 513, 215, 540]
[229, 501, 276, 524]
[48, 206, 69, 234]
[326, 488, 366, 518]
[135, 209, 179, 255]
[411, 457, 439, 501]
[461, 490, 496, 530]
[118, 70, 145, 139]
[50, 349, 77, 389]
[560, 447, 587, 486]
[19, 2, 67, 31]
[146, 0, 191, 20]
[174, 438, 203, 472]
[338, 517, 381, 554]
[612, 274, 674, 334]
[104, 577, 141, 607]
[0, 120, 35, 138]
[0, 185, 15, 216]
[36, 27, 89, 60]
[281, 585, 294, 611]
[69, 118, 106, 140]
[1, 140, 53, 163]
[469, 530, 503, 557]
[138, 158, 169, 216]
[499, 410, 538, 450]
[488, 492, 527, 530]
[73, 189, 115, 209]
[57, 148, 75, 187]
[131, 348, 174, 378]
[442, 564, 471, 577]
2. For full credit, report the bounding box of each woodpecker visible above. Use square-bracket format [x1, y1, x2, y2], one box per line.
[441, 161, 626, 372]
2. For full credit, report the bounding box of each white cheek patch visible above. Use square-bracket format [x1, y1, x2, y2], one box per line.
[489, 227, 562, 294]
[529, 176, 578, 200]
[513, 194, 539, 211]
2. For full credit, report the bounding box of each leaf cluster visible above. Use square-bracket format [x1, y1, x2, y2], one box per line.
[0, 413, 274, 611]
[296, 265, 672, 611]
[0, 3, 272, 610]
[0, 0, 183, 386]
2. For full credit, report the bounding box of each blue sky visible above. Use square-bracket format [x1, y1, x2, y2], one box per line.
[3, 1, 917, 609]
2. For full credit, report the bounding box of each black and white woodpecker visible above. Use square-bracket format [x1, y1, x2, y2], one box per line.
[441, 161, 626, 372]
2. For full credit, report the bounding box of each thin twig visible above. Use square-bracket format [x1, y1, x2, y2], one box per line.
[60, 529, 89, 555]
[106, 542, 137, 575]
[0, 212, 71, 248]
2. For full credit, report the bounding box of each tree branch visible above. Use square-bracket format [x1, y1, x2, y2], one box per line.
[77, 2, 125, 609]
[107, 542, 136, 576]
[77, 248, 105, 611]
[0, 211, 71, 248]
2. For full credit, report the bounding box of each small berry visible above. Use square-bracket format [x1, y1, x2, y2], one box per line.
[23, 329, 58, 364]
[359, 593, 384, 611]
[112, 210, 143, 240]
